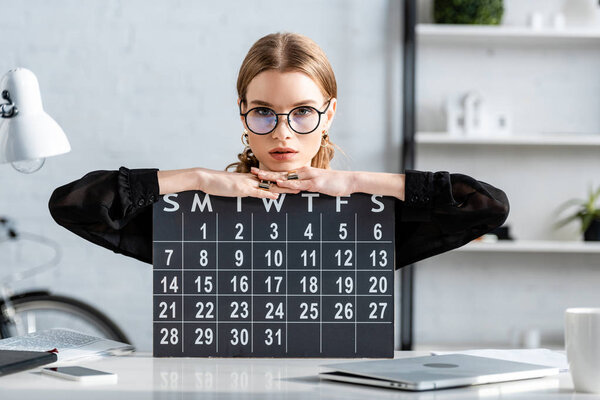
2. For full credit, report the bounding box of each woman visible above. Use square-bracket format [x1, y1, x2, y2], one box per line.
[48, 32, 509, 268]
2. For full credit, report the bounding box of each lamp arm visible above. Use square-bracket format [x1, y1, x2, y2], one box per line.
[0, 90, 18, 118]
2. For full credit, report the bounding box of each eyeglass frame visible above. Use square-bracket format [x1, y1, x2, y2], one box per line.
[239, 99, 332, 135]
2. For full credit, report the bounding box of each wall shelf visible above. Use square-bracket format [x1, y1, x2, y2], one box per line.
[417, 23, 600, 45]
[416, 132, 600, 147]
[455, 240, 600, 254]
[411, 8, 600, 347]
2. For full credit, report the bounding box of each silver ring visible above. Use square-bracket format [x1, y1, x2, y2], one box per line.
[286, 171, 299, 180]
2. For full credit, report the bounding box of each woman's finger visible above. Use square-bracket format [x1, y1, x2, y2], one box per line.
[271, 186, 300, 194]
[245, 177, 297, 198]
[251, 167, 288, 182]
[276, 179, 313, 191]
[250, 187, 279, 199]
[243, 177, 277, 199]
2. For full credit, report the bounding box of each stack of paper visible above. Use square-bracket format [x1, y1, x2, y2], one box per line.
[0, 328, 134, 363]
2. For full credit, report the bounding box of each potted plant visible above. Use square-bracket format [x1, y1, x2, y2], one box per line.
[555, 185, 600, 241]
[434, 0, 504, 25]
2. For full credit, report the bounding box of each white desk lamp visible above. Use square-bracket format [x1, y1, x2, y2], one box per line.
[0, 68, 70, 173]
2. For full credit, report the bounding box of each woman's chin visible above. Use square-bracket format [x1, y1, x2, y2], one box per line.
[261, 160, 307, 172]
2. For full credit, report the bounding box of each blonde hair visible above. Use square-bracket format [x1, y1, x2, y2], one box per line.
[227, 32, 338, 173]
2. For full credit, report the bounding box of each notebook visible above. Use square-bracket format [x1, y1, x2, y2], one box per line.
[320, 354, 560, 391]
[0, 350, 58, 376]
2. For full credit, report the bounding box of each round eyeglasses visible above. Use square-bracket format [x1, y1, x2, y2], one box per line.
[239, 100, 331, 135]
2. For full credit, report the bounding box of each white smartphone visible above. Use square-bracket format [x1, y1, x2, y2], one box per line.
[42, 366, 118, 383]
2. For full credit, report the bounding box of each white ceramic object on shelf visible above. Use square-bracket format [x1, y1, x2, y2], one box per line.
[463, 91, 486, 136]
[445, 91, 512, 138]
[529, 12, 544, 30]
[552, 12, 566, 30]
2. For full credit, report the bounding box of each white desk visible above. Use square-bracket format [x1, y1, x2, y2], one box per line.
[0, 351, 595, 399]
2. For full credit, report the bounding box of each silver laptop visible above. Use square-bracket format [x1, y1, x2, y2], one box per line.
[319, 354, 560, 391]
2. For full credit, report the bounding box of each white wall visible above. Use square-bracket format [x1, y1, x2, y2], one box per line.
[0, 0, 403, 351]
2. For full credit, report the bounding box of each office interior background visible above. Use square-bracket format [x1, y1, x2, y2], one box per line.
[1, 0, 599, 352]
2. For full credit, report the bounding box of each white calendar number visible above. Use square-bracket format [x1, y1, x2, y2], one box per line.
[299, 302, 319, 320]
[335, 276, 353, 294]
[230, 328, 249, 345]
[158, 301, 176, 319]
[235, 250, 244, 266]
[199, 249, 209, 266]
[230, 301, 249, 318]
[270, 222, 279, 239]
[194, 275, 213, 293]
[230, 275, 249, 293]
[300, 276, 319, 293]
[194, 328, 214, 345]
[199, 223, 207, 239]
[195, 371, 214, 389]
[334, 302, 354, 320]
[265, 249, 283, 267]
[160, 276, 179, 293]
[369, 302, 388, 319]
[300, 249, 316, 267]
[164, 249, 174, 266]
[304, 223, 313, 240]
[265, 276, 283, 293]
[235, 223, 244, 240]
[373, 223, 383, 240]
[265, 302, 284, 319]
[335, 249, 353, 267]
[159, 371, 179, 389]
[338, 223, 348, 240]
[265, 328, 282, 346]
[369, 276, 388, 293]
[230, 371, 249, 390]
[160, 328, 179, 345]
[195, 301, 215, 319]
[369, 250, 388, 267]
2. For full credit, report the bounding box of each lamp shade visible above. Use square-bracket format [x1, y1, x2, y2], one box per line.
[0, 68, 70, 164]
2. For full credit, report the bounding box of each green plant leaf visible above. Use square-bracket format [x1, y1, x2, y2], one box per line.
[587, 184, 600, 201]
[554, 198, 585, 215]
[593, 186, 600, 207]
[554, 185, 600, 230]
[554, 213, 581, 229]
[586, 187, 596, 212]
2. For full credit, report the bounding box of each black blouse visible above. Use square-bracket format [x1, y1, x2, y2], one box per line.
[48, 167, 509, 269]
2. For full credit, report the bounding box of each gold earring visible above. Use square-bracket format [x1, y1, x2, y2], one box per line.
[241, 130, 250, 146]
[320, 130, 329, 148]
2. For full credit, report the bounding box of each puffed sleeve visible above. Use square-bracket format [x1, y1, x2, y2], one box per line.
[48, 166, 159, 264]
[395, 169, 509, 269]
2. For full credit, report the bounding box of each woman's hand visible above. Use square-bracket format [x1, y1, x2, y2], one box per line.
[251, 166, 355, 197]
[158, 168, 299, 199]
[198, 168, 299, 200]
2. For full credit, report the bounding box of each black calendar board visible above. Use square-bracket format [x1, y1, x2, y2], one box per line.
[152, 191, 395, 358]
